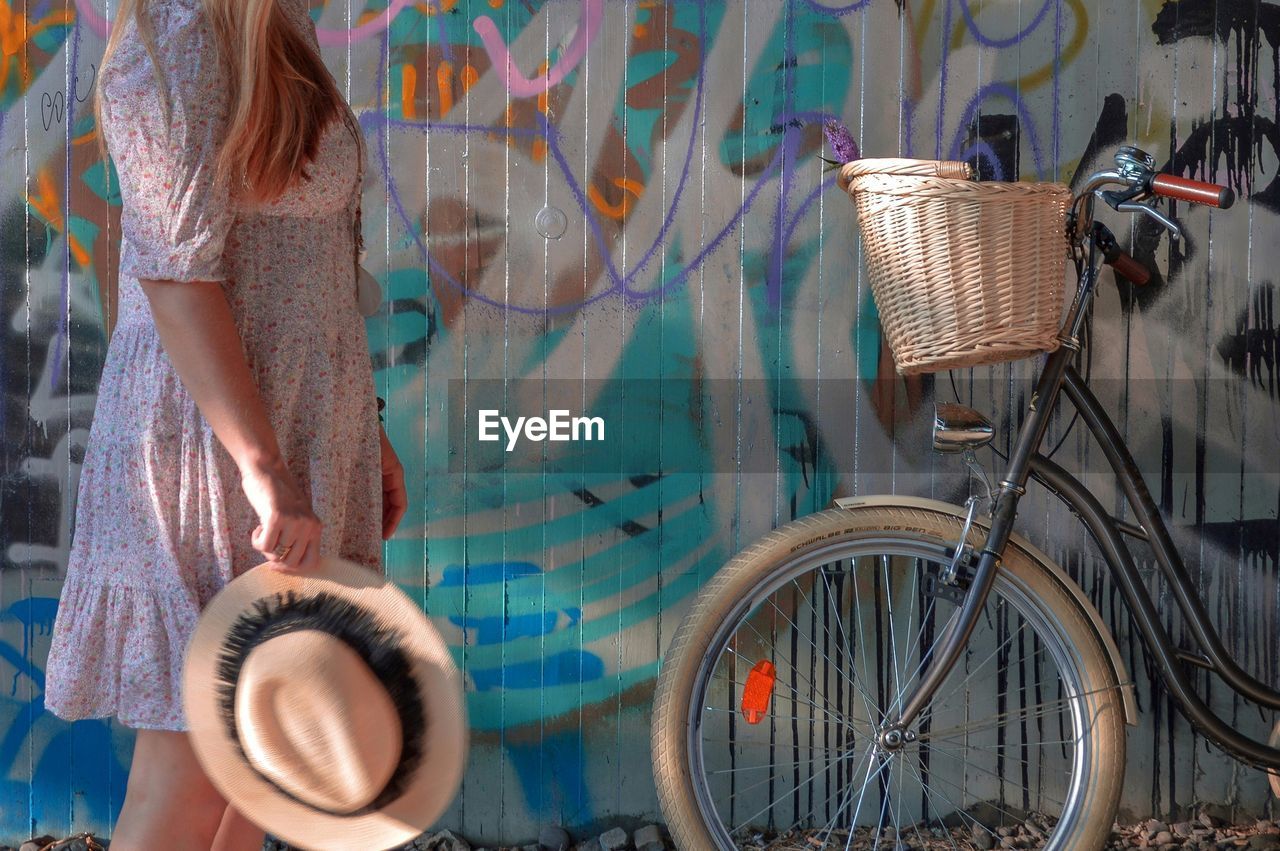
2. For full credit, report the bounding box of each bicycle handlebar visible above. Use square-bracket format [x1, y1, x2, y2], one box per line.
[1071, 150, 1237, 251]
[1104, 246, 1151, 286]
[1150, 174, 1235, 209]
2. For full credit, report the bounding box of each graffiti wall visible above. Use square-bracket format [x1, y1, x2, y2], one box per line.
[1, 0, 1278, 843]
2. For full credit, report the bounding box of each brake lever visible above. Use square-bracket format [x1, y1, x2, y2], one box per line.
[1115, 200, 1183, 241]
[1099, 186, 1146, 209]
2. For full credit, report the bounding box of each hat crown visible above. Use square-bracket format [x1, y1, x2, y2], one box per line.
[185, 556, 468, 850]
[235, 629, 402, 814]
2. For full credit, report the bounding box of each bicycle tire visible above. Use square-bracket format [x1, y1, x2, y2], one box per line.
[651, 503, 1127, 850]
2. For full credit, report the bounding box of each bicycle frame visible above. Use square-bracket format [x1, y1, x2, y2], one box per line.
[887, 216, 1280, 771]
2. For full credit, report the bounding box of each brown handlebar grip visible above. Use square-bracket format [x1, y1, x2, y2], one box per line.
[1150, 173, 1235, 209]
[1105, 249, 1151, 286]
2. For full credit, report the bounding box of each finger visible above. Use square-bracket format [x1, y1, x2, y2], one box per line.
[299, 516, 324, 571]
[266, 538, 293, 567]
[384, 470, 407, 506]
[302, 522, 325, 571]
[297, 535, 320, 572]
[389, 485, 408, 533]
[270, 540, 308, 574]
[279, 529, 305, 569]
[383, 484, 407, 539]
[381, 490, 394, 539]
[387, 504, 406, 539]
[254, 516, 283, 556]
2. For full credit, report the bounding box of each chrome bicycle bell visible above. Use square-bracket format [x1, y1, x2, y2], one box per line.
[1114, 146, 1155, 182]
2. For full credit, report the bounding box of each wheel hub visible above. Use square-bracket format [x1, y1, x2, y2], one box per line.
[877, 725, 914, 751]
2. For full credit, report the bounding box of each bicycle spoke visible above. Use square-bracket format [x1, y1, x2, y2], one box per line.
[814, 568, 883, 724]
[709, 754, 860, 776]
[701, 736, 851, 750]
[679, 527, 1124, 850]
[923, 613, 1036, 711]
[727, 741, 872, 835]
[889, 593, 940, 717]
[915, 682, 1125, 744]
[910, 738, 1070, 809]
[819, 563, 890, 721]
[788, 568, 880, 726]
[845, 751, 889, 848]
[708, 671, 858, 731]
[807, 750, 866, 846]
[900, 755, 994, 845]
[900, 754, 1034, 834]
[731, 618, 864, 726]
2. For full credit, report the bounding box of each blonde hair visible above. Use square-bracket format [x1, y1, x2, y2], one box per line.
[93, 0, 349, 203]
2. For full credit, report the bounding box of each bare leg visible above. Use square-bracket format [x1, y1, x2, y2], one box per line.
[110, 729, 228, 851]
[211, 804, 267, 851]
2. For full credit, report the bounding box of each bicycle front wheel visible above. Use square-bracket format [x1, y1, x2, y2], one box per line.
[652, 502, 1127, 850]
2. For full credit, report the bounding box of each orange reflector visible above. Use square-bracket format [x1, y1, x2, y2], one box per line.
[740, 659, 777, 724]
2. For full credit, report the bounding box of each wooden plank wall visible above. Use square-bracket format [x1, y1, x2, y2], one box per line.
[1, 0, 1277, 843]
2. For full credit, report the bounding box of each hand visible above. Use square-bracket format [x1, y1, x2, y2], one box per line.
[379, 425, 407, 539]
[238, 456, 324, 571]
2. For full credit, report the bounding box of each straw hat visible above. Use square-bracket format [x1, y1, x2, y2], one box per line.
[183, 555, 467, 851]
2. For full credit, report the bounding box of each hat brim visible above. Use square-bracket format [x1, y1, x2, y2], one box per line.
[184, 555, 467, 851]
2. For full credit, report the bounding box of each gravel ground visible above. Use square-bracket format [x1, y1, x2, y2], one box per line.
[10, 811, 1280, 850]
[734, 810, 1280, 850]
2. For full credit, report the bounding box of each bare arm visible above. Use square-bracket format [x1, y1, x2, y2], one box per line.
[141, 278, 281, 473]
[140, 277, 322, 569]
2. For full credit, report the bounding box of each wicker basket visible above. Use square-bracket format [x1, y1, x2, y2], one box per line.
[839, 158, 1072, 375]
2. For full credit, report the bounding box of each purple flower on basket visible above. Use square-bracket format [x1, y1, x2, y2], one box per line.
[823, 119, 860, 164]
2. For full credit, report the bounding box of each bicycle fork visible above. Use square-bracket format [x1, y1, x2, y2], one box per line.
[883, 269, 1098, 743]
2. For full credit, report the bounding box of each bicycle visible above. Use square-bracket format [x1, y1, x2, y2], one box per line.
[649, 146, 1268, 849]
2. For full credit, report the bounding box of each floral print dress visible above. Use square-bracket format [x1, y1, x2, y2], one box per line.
[43, 0, 383, 731]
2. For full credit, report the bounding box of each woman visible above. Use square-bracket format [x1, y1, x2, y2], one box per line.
[41, 0, 408, 847]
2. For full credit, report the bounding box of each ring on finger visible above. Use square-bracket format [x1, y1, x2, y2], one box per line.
[273, 543, 294, 560]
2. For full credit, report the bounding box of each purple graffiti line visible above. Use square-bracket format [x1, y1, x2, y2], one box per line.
[936, 0, 956, 158]
[935, 0, 1061, 170]
[368, 1, 802, 314]
[315, 0, 414, 48]
[957, 0, 1053, 49]
[51, 12, 88, 391]
[769, 171, 841, 307]
[72, 0, 412, 44]
[795, 0, 873, 16]
[374, 111, 787, 315]
[952, 140, 1008, 181]
[947, 83, 1048, 180]
[472, 0, 604, 98]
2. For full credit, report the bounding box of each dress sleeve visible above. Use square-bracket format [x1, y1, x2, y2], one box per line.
[108, 1, 235, 284]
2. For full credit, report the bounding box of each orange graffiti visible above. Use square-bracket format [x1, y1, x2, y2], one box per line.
[3, 5, 74, 92]
[535, 61, 551, 115]
[27, 166, 89, 266]
[587, 177, 643, 221]
[69, 231, 90, 269]
[461, 63, 479, 93]
[401, 63, 418, 119]
[437, 61, 454, 116]
[27, 167, 62, 231]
